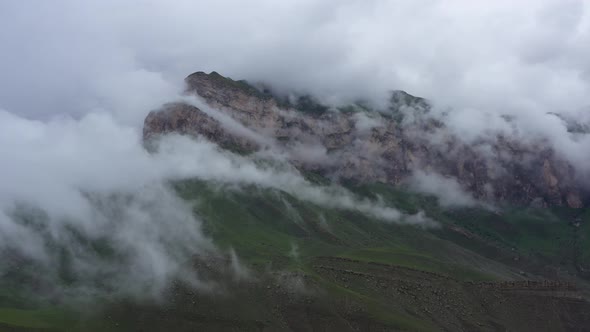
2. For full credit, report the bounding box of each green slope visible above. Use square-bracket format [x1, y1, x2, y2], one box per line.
[1, 177, 589, 331]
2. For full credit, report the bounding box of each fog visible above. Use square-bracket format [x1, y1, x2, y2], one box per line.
[0, 0, 589, 298]
[0, 109, 429, 300]
[0, 111, 214, 300]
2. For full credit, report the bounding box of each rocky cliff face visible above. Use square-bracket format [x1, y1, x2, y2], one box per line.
[144, 71, 587, 208]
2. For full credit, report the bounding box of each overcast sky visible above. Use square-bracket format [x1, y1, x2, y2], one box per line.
[0, 0, 588, 126]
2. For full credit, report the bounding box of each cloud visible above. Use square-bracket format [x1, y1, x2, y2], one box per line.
[0, 0, 588, 180]
[0, 108, 433, 302]
[151, 134, 432, 225]
[1, 1, 588, 121]
[0, 110, 214, 301]
[184, 96, 274, 149]
[407, 170, 485, 208]
[353, 111, 384, 135]
[0, 0, 588, 301]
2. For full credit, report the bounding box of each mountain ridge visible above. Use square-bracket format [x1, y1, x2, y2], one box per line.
[144, 71, 587, 208]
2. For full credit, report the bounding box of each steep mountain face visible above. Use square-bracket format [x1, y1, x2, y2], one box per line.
[144, 71, 586, 208]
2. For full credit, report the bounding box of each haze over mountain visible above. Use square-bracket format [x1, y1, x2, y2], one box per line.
[0, 1, 590, 331]
[146, 71, 589, 209]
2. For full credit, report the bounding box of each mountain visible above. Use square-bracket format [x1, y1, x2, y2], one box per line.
[1, 71, 589, 331]
[145, 71, 587, 208]
[122, 71, 590, 331]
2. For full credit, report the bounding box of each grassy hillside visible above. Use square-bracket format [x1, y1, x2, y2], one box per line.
[0, 178, 589, 331]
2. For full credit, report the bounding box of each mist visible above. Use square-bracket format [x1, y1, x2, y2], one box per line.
[0, 0, 589, 301]
[407, 171, 486, 208]
[0, 110, 217, 300]
[0, 108, 430, 301]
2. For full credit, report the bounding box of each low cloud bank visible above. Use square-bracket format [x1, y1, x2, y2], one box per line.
[0, 108, 433, 303]
[152, 134, 434, 226]
[407, 170, 488, 208]
[0, 110, 214, 301]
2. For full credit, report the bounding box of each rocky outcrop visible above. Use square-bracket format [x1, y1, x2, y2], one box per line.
[144, 102, 258, 153]
[144, 71, 587, 208]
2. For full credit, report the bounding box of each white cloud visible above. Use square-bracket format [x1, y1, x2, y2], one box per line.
[407, 170, 484, 208]
[0, 108, 433, 301]
[353, 111, 384, 135]
[0, 1, 587, 178]
[1, 1, 588, 124]
[0, 110, 214, 300]
[151, 134, 430, 225]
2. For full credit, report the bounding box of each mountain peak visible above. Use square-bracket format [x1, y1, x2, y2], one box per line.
[145, 70, 587, 208]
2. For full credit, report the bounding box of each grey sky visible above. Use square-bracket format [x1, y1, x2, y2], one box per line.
[0, 0, 588, 125]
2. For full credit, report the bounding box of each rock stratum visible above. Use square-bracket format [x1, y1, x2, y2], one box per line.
[144, 71, 587, 208]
